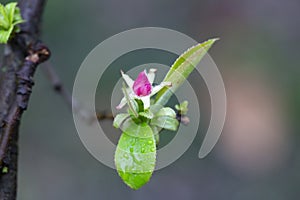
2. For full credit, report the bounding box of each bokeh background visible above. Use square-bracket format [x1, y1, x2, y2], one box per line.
[1, 0, 300, 199]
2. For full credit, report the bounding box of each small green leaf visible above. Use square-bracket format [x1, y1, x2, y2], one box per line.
[155, 38, 218, 106]
[135, 98, 144, 112]
[151, 125, 162, 145]
[155, 107, 177, 118]
[115, 121, 156, 190]
[139, 109, 154, 119]
[0, 4, 9, 29]
[2, 166, 8, 174]
[175, 100, 189, 115]
[0, 27, 13, 44]
[151, 116, 179, 131]
[122, 83, 138, 118]
[13, 7, 23, 23]
[5, 2, 17, 25]
[150, 107, 179, 131]
[113, 113, 130, 128]
[0, 2, 24, 44]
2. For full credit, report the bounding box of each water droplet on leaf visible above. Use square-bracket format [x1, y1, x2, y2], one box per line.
[148, 140, 153, 144]
[124, 153, 129, 159]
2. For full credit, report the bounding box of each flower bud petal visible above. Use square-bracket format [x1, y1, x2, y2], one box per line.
[132, 70, 152, 96]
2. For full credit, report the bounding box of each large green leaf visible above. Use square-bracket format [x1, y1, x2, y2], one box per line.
[114, 119, 156, 190]
[155, 38, 218, 106]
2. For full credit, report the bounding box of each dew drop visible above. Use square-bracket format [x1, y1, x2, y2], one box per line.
[148, 140, 153, 145]
[130, 138, 136, 145]
[123, 153, 129, 159]
[129, 147, 134, 153]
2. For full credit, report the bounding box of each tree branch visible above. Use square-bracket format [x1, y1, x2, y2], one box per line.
[0, 0, 49, 199]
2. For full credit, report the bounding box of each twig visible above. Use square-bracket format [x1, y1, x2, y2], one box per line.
[41, 62, 189, 125]
[42, 62, 72, 108]
[41, 62, 114, 123]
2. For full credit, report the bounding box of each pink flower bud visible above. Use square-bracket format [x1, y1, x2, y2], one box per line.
[132, 71, 152, 96]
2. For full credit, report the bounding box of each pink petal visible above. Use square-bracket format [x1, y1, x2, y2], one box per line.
[132, 71, 152, 96]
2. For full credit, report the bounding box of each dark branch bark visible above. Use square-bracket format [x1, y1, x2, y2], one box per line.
[0, 0, 49, 199]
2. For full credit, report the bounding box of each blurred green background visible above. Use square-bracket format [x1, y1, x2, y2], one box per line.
[1, 0, 300, 199]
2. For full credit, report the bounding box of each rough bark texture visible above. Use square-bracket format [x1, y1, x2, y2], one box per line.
[0, 0, 48, 199]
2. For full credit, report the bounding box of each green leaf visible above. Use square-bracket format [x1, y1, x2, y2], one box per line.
[113, 113, 130, 128]
[135, 98, 144, 113]
[155, 107, 177, 118]
[151, 116, 179, 131]
[0, 4, 9, 29]
[139, 109, 154, 119]
[2, 166, 8, 174]
[13, 7, 23, 23]
[0, 2, 24, 44]
[115, 121, 156, 190]
[5, 2, 17, 25]
[122, 83, 138, 118]
[151, 125, 162, 145]
[150, 107, 179, 131]
[175, 100, 189, 115]
[155, 38, 218, 106]
[0, 26, 13, 44]
[120, 118, 152, 138]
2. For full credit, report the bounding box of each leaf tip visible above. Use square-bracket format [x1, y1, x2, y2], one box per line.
[204, 37, 220, 47]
